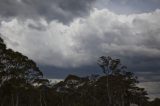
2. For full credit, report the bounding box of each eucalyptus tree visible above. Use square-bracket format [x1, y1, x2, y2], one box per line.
[0, 36, 150, 106]
[97, 56, 121, 106]
[0, 36, 47, 106]
[97, 56, 149, 106]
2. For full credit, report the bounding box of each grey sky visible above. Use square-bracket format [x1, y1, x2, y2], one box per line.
[0, 0, 160, 99]
[0, 0, 95, 23]
[95, 0, 160, 14]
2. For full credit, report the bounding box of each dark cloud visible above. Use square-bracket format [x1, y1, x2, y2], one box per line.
[28, 23, 47, 31]
[1, 8, 160, 99]
[0, 0, 95, 23]
[1, 9, 160, 68]
[40, 65, 101, 79]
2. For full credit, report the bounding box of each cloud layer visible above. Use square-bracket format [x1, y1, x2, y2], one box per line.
[0, 0, 95, 23]
[1, 8, 160, 69]
[0, 2, 160, 99]
[0, 8, 159, 67]
[138, 81, 160, 100]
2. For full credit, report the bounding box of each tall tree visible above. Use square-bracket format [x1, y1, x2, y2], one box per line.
[0, 36, 48, 106]
[97, 56, 149, 106]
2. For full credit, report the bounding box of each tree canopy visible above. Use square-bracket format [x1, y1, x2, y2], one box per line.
[0, 36, 159, 106]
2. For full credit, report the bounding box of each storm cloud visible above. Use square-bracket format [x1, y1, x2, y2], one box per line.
[1, 8, 160, 69]
[0, 0, 160, 99]
[0, 0, 95, 23]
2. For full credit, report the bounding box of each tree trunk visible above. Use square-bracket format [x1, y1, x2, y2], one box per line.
[43, 95, 47, 106]
[39, 93, 43, 106]
[121, 92, 124, 106]
[12, 94, 14, 106]
[106, 67, 111, 106]
[15, 94, 19, 106]
[1, 96, 6, 106]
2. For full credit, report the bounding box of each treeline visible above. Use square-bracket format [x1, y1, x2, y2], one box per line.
[0, 36, 160, 106]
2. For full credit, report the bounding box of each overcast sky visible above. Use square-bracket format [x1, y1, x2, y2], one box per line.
[0, 0, 160, 99]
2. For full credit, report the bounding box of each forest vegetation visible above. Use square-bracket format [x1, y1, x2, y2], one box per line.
[0, 36, 160, 106]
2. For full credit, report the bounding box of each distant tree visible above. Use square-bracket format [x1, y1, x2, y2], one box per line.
[97, 56, 149, 106]
[148, 98, 160, 106]
[0, 36, 154, 106]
